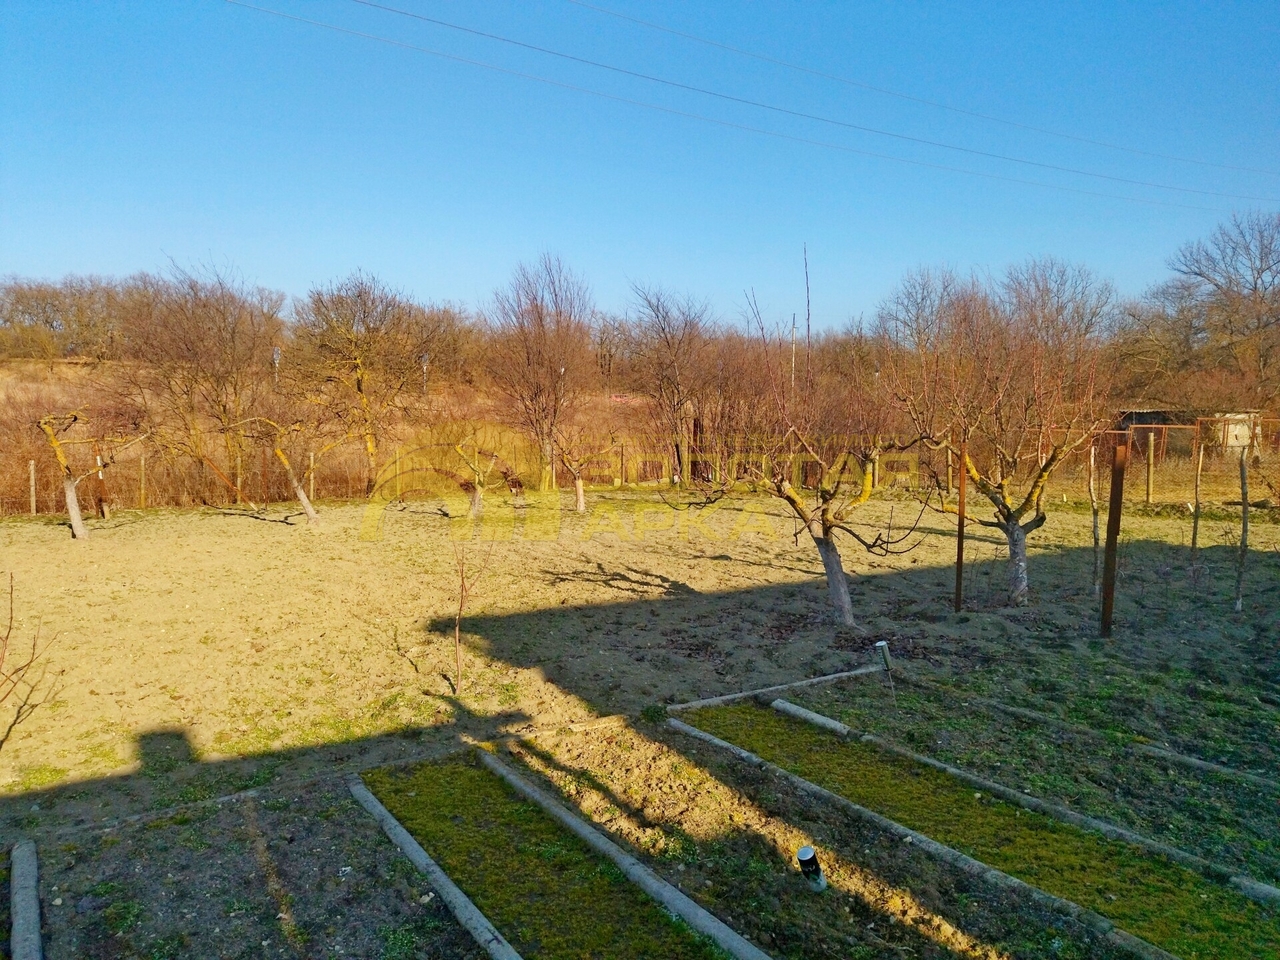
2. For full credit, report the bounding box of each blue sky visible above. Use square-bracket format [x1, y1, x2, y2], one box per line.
[3, 1, 1278, 327]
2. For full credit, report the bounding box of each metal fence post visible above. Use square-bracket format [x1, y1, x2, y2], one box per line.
[1152, 430, 1162, 504]
[1101, 437, 1128, 637]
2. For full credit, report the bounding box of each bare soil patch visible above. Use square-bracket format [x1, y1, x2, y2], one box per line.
[38, 776, 482, 959]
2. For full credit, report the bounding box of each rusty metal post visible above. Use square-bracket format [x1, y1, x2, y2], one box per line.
[1100, 437, 1128, 637]
[1152, 427, 1162, 504]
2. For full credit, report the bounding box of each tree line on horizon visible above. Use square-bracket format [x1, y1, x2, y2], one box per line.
[1, 211, 1276, 612]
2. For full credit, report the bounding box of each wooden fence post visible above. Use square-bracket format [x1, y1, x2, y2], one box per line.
[29, 460, 36, 515]
[954, 441, 966, 613]
[1100, 437, 1128, 637]
[93, 444, 110, 520]
[310, 451, 316, 503]
[1088, 442, 1100, 596]
[1191, 441, 1204, 559]
[139, 454, 146, 509]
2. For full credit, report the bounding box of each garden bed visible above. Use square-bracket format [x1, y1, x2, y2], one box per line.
[685, 702, 1280, 960]
[363, 754, 731, 960]
[499, 722, 1136, 960]
[785, 672, 1280, 884]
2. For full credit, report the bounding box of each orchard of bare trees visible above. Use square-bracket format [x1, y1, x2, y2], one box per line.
[2, 212, 1277, 607]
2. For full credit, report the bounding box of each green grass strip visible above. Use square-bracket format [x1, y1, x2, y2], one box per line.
[364, 757, 728, 960]
[688, 703, 1280, 960]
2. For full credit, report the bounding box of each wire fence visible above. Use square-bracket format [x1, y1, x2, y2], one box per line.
[3, 418, 1277, 518]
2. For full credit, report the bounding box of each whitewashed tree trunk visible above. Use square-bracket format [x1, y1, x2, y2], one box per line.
[63, 474, 89, 540]
[574, 475, 586, 513]
[470, 483, 483, 519]
[1003, 521, 1030, 607]
[293, 479, 320, 526]
[274, 448, 319, 526]
[812, 531, 855, 626]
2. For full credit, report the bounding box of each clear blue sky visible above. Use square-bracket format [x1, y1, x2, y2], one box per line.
[3, 1, 1278, 327]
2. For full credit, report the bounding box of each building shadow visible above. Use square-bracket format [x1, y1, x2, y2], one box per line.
[0, 536, 1276, 957]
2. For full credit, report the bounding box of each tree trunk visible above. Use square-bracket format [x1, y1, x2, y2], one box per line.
[274, 448, 319, 526]
[574, 475, 586, 513]
[812, 532, 855, 626]
[470, 483, 483, 519]
[63, 474, 89, 540]
[1003, 521, 1030, 607]
[539, 439, 555, 492]
[363, 430, 378, 497]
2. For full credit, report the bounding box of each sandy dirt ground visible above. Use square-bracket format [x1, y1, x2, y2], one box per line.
[1, 491, 1276, 830]
[0, 490, 1276, 957]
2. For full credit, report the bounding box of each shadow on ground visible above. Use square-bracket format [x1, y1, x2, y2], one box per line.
[1, 539, 1277, 958]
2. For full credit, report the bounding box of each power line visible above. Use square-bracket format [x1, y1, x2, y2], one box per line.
[222, 1, 1213, 211]
[346, 0, 1278, 202]
[564, 0, 1280, 179]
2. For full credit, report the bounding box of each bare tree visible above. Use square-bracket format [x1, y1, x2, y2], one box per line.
[292, 273, 447, 495]
[37, 412, 145, 539]
[116, 267, 283, 504]
[739, 297, 917, 626]
[484, 255, 595, 491]
[0, 576, 59, 753]
[243, 413, 326, 525]
[1168, 210, 1280, 409]
[450, 542, 492, 694]
[0, 275, 121, 363]
[626, 286, 714, 486]
[879, 260, 1116, 606]
[556, 422, 616, 513]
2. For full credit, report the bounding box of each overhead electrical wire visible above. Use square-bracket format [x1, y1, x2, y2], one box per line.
[222, 1, 1216, 211]
[344, 0, 1277, 203]
[564, 0, 1280, 179]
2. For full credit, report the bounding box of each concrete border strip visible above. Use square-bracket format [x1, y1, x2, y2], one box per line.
[476, 749, 774, 960]
[10, 840, 42, 960]
[1131, 743, 1279, 792]
[666, 664, 884, 713]
[666, 717, 1177, 960]
[770, 698, 1280, 906]
[346, 777, 523, 960]
[771, 699, 852, 736]
[898, 673, 1279, 793]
